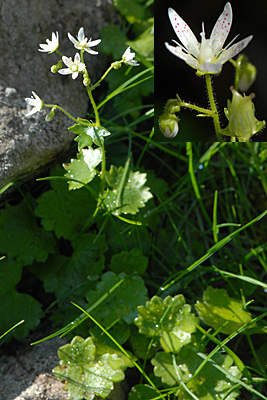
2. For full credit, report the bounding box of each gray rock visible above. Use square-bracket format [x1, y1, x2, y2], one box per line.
[0, 0, 116, 192]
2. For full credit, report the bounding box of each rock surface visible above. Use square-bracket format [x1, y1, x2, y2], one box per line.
[0, 0, 116, 191]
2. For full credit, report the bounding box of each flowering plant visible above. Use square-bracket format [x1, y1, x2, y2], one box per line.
[25, 26, 153, 220]
[159, 3, 265, 142]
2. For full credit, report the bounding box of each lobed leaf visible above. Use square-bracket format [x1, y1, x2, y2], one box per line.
[63, 148, 102, 190]
[152, 348, 242, 399]
[104, 165, 153, 215]
[53, 336, 126, 400]
[0, 201, 56, 265]
[195, 286, 254, 335]
[135, 295, 198, 353]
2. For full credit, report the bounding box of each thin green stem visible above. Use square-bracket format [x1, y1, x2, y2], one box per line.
[44, 104, 78, 122]
[179, 101, 216, 116]
[86, 87, 100, 126]
[205, 74, 223, 142]
[91, 63, 119, 90]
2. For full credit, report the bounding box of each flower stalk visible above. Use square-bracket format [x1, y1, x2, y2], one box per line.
[205, 74, 223, 142]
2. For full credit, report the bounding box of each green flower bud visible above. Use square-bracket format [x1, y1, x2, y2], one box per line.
[83, 76, 91, 86]
[45, 108, 55, 122]
[51, 60, 63, 74]
[221, 87, 265, 141]
[112, 61, 122, 70]
[159, 113, 179, 138]
[236, 55, 257, 92]
[165, 99, 180, 115]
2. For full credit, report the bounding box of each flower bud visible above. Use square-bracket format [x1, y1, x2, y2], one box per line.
[236, 55, 257, 92]
[83, 76, 91, 86]
[159, 114, 179, 138]
[221, 87, 265, 141]
[165, 99, 180, 114]
[112, 61, 122, 70]
[45, 108, 55, 122]
[51, 60, 63, 74]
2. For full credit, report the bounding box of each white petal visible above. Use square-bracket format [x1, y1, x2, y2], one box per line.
[88, 39, 101, 47]
[72, 72, 79, 79]
[218, 35, 253, 64]
[58, 68, 72, 75]
[26, 108, 38, 116]
[165, 42, 198, 69]
[68, 32, 78, 45]
[77, 27, 85, 41]
[210, 2, 232, 54]
[74, 53, 81, 63]
[168, 8, 199, 57]
[62, 56, 72, 67]
[84, 48, 98, 55]
[199, 62, 222, 74]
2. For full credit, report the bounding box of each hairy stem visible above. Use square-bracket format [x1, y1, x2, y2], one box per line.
[205, 74, 223, 142]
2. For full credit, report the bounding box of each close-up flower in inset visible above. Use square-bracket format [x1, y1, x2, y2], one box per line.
[165, 3, 253, 76]
[25, 91, 44, 116]
[122, 47, 140, 66]
[58, 53, 85, 79]
[38, 32, 59, 53]
[68, 27, 101, 55]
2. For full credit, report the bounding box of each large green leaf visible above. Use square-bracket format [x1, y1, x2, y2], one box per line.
[0, 202, 56, 265]
[35, 186, 96, 239]
[68, 124, 111, 150]
[109, 248, 148, 275]
[53, 336, 125, 400]
[85, 272, 148, 326]
[104, 164, 153, 215]
[195, 286, 254, 335]
[128, 384, 159, 400]
[152, 348, 242, 400]
[39, 233, 107, 299]
[135, 295, 198, 353]
[100, 24, 128, 59]
[2, 291, 44, 339]
[63, 148, 102, 190]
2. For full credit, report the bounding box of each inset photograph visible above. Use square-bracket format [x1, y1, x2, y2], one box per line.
[155, 0, 267, 142]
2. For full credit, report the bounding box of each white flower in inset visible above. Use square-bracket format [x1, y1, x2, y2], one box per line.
[122, 47, 139, 66]
[58, 53, 85, 79]
[165, 3, 253, 76]
[25, 91, 43, 116]
[68, 27, 101, 55]
[38, 32, 59, 53]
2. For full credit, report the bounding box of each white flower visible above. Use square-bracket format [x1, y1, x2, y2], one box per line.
[68, 27, 101, 55]
[58, 53, 85, 79]
[122, 47, 139, 66]
[165, 3, 253, 76]
[25, 91, 43, 116]
[38, 32, 59, 53]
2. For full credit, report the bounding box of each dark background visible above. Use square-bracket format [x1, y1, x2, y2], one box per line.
[155, 0, 267, 142]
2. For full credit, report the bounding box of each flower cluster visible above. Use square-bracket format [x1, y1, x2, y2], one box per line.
[25, 27, 139, 117]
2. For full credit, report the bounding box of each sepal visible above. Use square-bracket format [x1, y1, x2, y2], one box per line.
[221, 87, 265, 141]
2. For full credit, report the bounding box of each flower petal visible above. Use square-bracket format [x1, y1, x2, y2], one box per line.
[62, 56, 72, 67]
[168, 8, 199, 57]
[210, 2, 232, 54]
[199, 62, 222, 74]
[68, 32, 78, 45]
[77, 27, 85, 41]
[88, 39, 101, 47]
[218, 35, 253, 64]
[165, 42, 198, 69]
[58, 68, 72, 75]
[84, 48, 98, 55]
